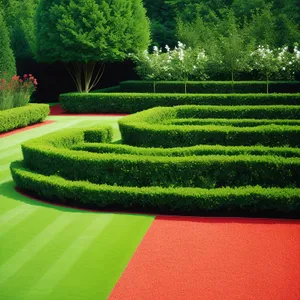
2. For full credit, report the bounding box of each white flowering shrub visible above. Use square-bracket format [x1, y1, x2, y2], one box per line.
[132, 42, 208, 93]
[249, 45, 279, 93]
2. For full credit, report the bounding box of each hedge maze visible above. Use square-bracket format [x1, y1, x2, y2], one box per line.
[11, 99, 300, 217]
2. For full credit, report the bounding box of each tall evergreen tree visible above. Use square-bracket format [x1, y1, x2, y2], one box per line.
[36, 0, 150, 92]
[0, 0, 38, 59]
[0, 9, 16, 77]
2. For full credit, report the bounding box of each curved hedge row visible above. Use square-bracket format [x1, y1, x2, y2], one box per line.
[119, 106, 300, 147]
[163, 118, 300, 127]
[11, 162, 300, 217]
[0, 104, 50, 133]
[20, 127, 300, 189]
[72, 143, 300, 158]
[59, 93, 300, 113]
[119, 80, 300, 94]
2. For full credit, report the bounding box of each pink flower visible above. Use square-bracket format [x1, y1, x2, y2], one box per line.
[23, 74, 28, 78]
[12, 75, 19, 81]
[19, 79, 23, 83]
[33, 79, 38, 85]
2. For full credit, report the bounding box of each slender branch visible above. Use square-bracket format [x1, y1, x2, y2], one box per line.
[88, 63, 105, 92]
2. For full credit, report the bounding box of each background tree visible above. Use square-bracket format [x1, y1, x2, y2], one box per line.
[0, 0, 38, 59]
[36, 0, 150, 92]
[0, 9, 16, 77]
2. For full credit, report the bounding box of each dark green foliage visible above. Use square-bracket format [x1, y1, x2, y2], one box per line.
[119, 81, 300, 94]
[73, 143, 300, 158]
[0, 9, 16, 77]
[19, 128, 300, 188]
[119, 106, 300, 147]
[36, 0, 150, 63]
[164, 118, 300, 127]
[0, 104, 49, 133]
[59, 92, 300, 114]
[11, 162, 300, 217]
[0, 0, 38, 59]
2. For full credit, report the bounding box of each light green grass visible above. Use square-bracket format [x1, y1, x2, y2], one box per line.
[0, 116, 154, 300]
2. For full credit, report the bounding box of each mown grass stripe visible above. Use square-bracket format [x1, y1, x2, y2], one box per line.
[0, 119, 83, 151]
[0, 206, 38, 238]
[0, 204, 31, 226]
[0, 213, 77, 285]
[24, 215, 113, 300]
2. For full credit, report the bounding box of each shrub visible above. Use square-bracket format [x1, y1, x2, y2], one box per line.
[11, 161, 300, 217]
[119, 80, 300, 94]
[59, 92, 300, 114]
[0, 104, 49, 133]
[73, 143, 300, 158]
[119, 106, 300, 147]
[20, 127, 300, 188]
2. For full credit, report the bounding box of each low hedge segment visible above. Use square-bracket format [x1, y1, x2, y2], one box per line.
[163, 118, 300, 127]
[0, 104, 50, 133]
[59, 93, 300, 114]
[20, 127, 300, 189]
[73, 143, 300, 158]
[119, 80, 300, 94]
[11, 162, 300, 217]
[119, 106, 300, 147]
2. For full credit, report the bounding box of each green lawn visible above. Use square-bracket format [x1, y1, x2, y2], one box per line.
[0, 115, 154, 300]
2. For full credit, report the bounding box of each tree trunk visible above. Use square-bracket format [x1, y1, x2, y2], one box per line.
[65, 61, 105, 93]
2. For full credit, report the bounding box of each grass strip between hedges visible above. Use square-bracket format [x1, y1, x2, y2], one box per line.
[11, 161, 300, 216]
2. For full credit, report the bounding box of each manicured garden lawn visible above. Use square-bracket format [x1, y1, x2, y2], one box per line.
[0, 115, 154, 300]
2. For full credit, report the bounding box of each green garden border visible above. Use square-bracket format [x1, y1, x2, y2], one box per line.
[119, 80, 300, 94]
[11, 161, 300, 217]
[59, 93, 300, 113]
[0, 104, 50, 133]
[119, 105, 300, 147]
[19, 127, 300, 188]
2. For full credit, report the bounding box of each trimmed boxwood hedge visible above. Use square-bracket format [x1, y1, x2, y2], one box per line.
[73, 143, 300, 158]
[0, 104, 50, 133]
[59, 93, 300, 114]
[163, 118, 300, 127]
[20, 127, 300, 188]
[119, 80, 300, 94]
[11, 161, 300, 217]
[119, 106, 300, 147]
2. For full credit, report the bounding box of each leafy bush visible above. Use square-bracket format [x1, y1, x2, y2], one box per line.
[0, 104, 49, 133]
[11, 161, 300, 217]
[20, 127, 300, 188]
[119, 80, 300, 94]
[73, 143, 300, 158]
[119, 106, 300, 147]
[60, 92, 300, 114]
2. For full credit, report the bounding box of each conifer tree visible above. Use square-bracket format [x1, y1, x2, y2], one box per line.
[0, 10, 16, 77]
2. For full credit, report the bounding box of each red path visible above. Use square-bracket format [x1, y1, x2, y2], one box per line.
[50, 104, 128, 117]
[109, 216, 300, 300]
[0, 120, 55, 138]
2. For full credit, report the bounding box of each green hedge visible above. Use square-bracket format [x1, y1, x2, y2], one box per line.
[20, 128, 300, 188]
[163, 118, 300, 127]
[59, 93, 300, 114]
[120, 80, 300, 94]
[119, 106, 300, 147]
[73, 143, 300, 158]
[91, 86, 121, 93]
[11, 162, 300, 217]
[0, 104, 50, 133]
